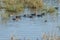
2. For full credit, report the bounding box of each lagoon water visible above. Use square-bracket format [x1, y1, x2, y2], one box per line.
[0, 0, 60, 40]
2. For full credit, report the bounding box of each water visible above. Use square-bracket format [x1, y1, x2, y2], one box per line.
[0, 0, 60, 40]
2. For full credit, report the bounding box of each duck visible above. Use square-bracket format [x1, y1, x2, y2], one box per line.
[28, 15, 33, 18]
[12, 18, 16, 21]
[41, 13, 45, 16]
[37, 14, 42, 17]
[16, 16, 21, 18]
[54, 7, 58, 10]
[31, 13, 36, 16]
[44, 20, 47, 22]
[15, 16, 21, 21]
[23, 14, 27, 17]
[12, 16, 21, 21]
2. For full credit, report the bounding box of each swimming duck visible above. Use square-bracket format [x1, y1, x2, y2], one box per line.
[31, 13, 36, 16]
[12, 18, 16, 21]
[16, 16, 21, 18]
[37, 14, 42, 17]
[28, 15, 33, 18]
[55, 7, 58, 10]
[41, 13, 45, 16]
[15, 16, 21, 21]
[23, 14, 27, 17]
[44, 20, 47, 22]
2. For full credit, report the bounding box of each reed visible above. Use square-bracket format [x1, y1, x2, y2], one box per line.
[42, 33, 60, 40]
[0, 0, 58, 23]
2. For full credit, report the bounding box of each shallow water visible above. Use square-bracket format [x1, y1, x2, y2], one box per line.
[0, 0, 60, 40]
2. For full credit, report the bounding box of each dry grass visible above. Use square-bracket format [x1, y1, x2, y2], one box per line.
[42, 33, 60, 40]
